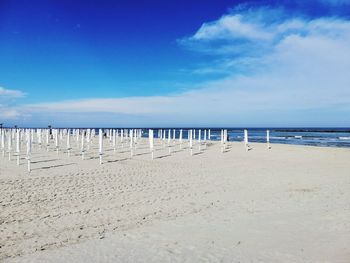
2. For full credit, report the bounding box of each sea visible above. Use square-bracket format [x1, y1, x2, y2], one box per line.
[26, 127, 350, 148]
[138, 128, 350, 148]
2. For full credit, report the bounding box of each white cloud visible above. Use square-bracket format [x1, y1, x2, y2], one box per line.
[174, 8, 350, 125]
[0, 108, 22, 119]
[0, 87, 25, 98]
[191, 14, 273, 41]
[181, 9, 350, 56]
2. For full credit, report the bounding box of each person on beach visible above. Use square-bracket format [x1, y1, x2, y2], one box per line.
[48, 125, 53, 139]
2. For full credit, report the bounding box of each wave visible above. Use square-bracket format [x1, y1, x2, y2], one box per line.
[274, 129, 350, 133]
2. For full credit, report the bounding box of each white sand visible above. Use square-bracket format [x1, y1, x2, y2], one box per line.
[1, 140, 350, 262]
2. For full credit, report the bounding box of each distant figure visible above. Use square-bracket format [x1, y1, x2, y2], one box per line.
[48, 125, 53, 139]
[227, 134, 230, 142]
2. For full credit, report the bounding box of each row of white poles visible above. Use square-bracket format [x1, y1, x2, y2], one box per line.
[220, 129, 271, 152]
[0, 128, 34, 171]
[0, 128, 271, 172]
[0, 128, 143, 172]
[156, 129, 210, 156]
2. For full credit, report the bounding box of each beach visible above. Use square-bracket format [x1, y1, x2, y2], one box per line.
[1, 140, 349, 262]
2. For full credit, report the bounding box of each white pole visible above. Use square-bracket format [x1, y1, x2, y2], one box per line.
[204, 129, 207, 149]
[168, 129, 171, 154]
[26, 130, 31, 172]
[221, 129, 224, 153]
[92, 129, 96, 140]
[173, 129, 176, 144]
[99, 129, 103, 164]
[134, 129, 137, 147]
[149, 129, 154, 159]
[8, 130, 12, 161]
[120, 129, 124, 147]
[189, 129, 193, 156]
[37, 129, 41, 148]
[179, 129, 183, 149]
[130, 129, 134, 157]
[86, 129, 90, 151]
[267, 129, 271, 149]
[76, 129, 80, 149]
[81, 131, 85, 160]
[59, 130, 63, 149]
[1, 129, 5, 157]
[109, 129, 112, 145]
[198, 129, 201, 152]
[224, 129, 227, 152]
[55, 129, 59, 154]
[244, 129, 249, 151]
[16, 129, 20, 165]
[46, 129, 50, 151]
[208, 129, 211, 140]
[113, 129, 116, 152]
[67, 129, 71, 156]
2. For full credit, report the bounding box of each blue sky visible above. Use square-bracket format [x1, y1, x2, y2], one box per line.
[1, 0, 350, 127]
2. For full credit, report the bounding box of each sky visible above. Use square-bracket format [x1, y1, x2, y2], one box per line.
[1, 0, 350, 127]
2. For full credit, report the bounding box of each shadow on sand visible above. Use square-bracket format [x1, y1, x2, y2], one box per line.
[33, 163, 77, 171]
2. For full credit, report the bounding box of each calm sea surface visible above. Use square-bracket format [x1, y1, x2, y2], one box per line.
[136, 128, 350, 148]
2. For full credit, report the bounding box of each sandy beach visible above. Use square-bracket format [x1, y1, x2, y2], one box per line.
[2, 0, 350, 261]
[1, 139, 349, 262]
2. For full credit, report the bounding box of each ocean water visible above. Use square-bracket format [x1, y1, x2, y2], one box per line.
[138, 128, 350, 148]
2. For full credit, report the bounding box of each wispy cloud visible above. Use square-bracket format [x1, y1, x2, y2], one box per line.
[0, 108, 23, 120]
[180, 7, 350, 56]
[0, 87, 26, 121]
[318, 0, 350, 5]
[0, 87, 25, 98]
[191, 14, 274, 41]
